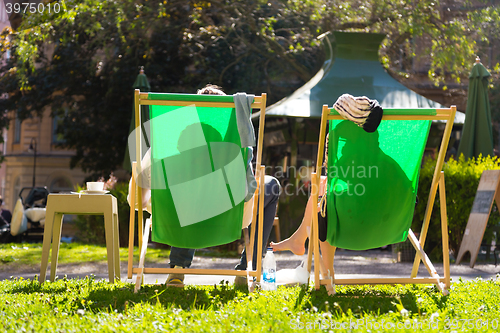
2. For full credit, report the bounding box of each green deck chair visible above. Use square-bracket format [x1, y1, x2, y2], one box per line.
[128, 90, 267, 291]
[307, 104, 456, 295]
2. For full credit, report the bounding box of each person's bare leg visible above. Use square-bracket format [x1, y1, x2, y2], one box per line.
[319, 241, 336, 278]
[270, 195, 313, 255]
[271, 176, 327, 255]
[319, 241, 336, 295]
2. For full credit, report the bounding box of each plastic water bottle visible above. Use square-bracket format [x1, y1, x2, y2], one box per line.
[262, 247, 276, 291]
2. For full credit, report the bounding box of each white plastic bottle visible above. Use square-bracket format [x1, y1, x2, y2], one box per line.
[262, 247, 276, 291]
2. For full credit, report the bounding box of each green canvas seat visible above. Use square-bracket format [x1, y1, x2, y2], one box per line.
[307, 105, 456, 296]
[149, 96, 248, 248]
[326, 118, 431, 250]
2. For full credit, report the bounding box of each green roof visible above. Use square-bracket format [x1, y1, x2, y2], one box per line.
[266, 31, 464, 123]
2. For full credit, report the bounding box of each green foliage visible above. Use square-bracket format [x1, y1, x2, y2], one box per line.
[378, 1, 500, 88]
[413, 154, 500, 259]
[1, 277, 500, 332]
[0, 0, 323, 175]
[490, 77, 500, 125]
[1, 1, 499, 175]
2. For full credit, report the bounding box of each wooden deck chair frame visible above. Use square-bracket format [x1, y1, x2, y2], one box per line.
[307, 105, 456, 295]
[127, 89, 267, 291]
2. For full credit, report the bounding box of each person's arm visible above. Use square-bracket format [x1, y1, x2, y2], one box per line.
[127, 148, 152, 213]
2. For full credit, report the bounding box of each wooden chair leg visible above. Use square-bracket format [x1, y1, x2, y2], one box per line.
[134, 218, 151, 293]
[104, 210, 116, 283]
[49, 213, 64, 282]
[40, 206, 56, 283]
[310, 173, 321, 290]
[439, 172, 450, 290]
[255, 166, 266, 283]
[408, 230, 447, 295]
[113, 211, 120, 280]
[245, 173, 261, 276]
[127, 162, 137, 279]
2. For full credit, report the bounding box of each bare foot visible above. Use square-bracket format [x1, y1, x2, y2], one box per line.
[270, 239, 306, 256]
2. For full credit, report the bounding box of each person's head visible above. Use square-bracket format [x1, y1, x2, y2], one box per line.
[0, 196, 3, 206]
[197, 84, 225, 96]
[174, 84, 226, 152]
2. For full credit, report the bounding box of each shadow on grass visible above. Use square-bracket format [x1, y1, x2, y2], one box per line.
[309, 284, 449, 316]
[4, 276, 451, 317]
[5, 276, 250, 312]
[85, 282, 249, 312]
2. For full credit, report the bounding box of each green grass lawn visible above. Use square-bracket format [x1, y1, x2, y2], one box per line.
[1, 277, 500, 332]
[2, 243, 500, 331]
[0, 242, 172, 271]
[0, 242, 240, 273]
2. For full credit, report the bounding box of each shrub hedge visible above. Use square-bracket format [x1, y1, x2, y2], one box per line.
[413, 154, 500, 260]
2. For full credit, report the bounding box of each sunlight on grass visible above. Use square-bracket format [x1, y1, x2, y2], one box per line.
[1, 277, 500, 332]
[0, 243, 171, 270]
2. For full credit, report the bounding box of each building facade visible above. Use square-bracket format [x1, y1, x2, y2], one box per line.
[0, 0, 89, 210]
[2, 107, 90, 211]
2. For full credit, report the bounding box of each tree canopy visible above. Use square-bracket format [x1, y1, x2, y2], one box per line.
[1, 0, 499, 175]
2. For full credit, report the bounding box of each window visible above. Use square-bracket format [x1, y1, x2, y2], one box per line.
[52, 107, 68, 144]
[52, 114, 65, 144]
[13, 117, 21, 143]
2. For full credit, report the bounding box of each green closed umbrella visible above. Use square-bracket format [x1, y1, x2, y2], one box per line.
[123, 67, 151, 172]
[457, 57, 494, 159]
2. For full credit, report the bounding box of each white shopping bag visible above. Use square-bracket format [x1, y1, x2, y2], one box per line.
[276, 261, 310, 285]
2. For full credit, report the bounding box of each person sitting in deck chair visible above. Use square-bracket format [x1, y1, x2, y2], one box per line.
[128, 84, 281, 286]
[271, 94, 403, 275]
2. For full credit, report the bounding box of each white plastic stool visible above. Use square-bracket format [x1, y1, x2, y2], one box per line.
[40, 193, 120, 283]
